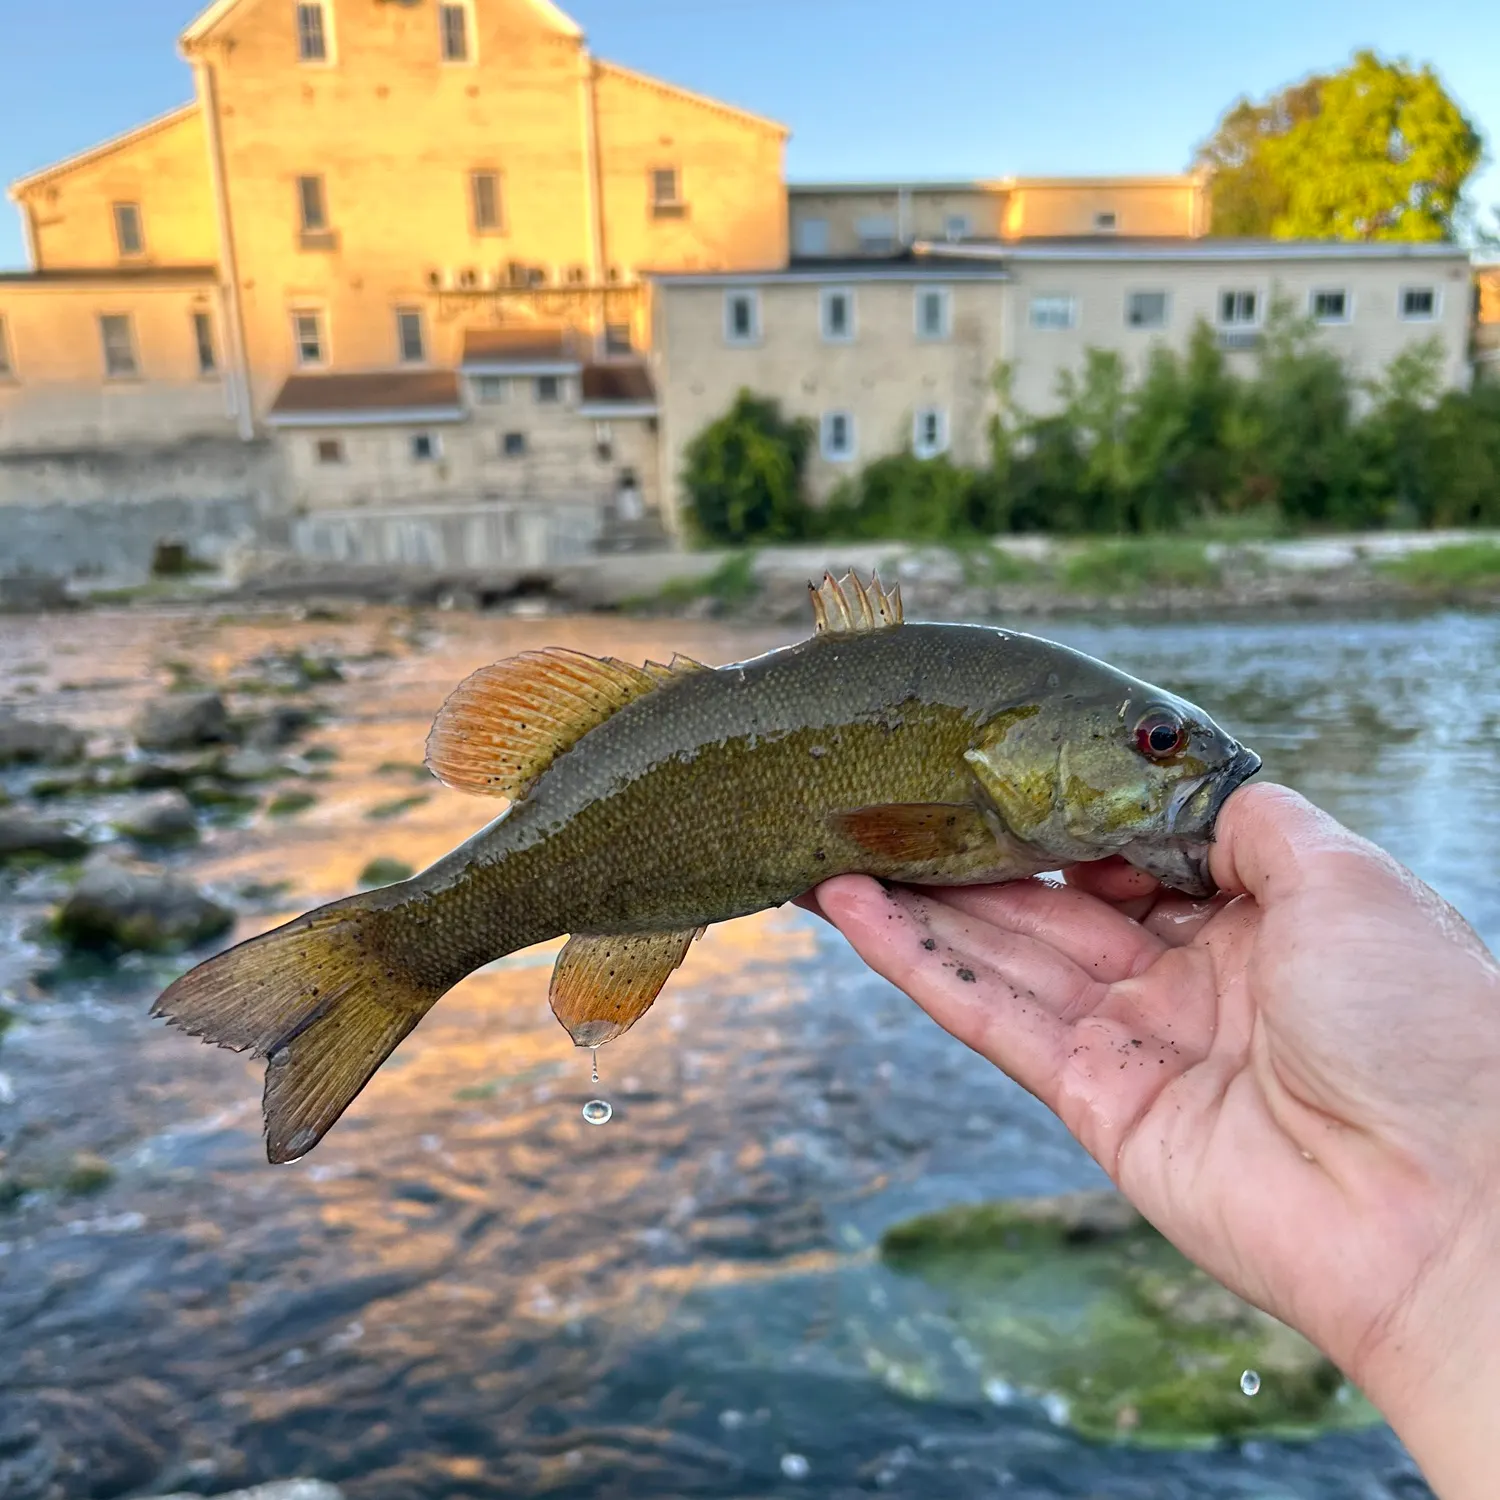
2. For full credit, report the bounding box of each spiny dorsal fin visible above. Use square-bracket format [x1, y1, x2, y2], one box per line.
[643, 652, 711, 683]
[425, 648, 697, 799]
[549, 927, 702, 1047]
[808, 571, 903, 635]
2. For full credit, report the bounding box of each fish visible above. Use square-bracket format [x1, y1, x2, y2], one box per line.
[152, 571, 1261, 1163]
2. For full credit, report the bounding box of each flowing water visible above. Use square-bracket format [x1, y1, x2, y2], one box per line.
[2, 603, 1496, 1500]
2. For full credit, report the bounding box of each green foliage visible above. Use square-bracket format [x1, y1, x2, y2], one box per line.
[266, 788, 318, 817]
[652, 551, 760, 608]
[818, 453, 1007, 541]
[358, 856, 415, 888]
[1376, 542, 1500, 588]
[681, 390, 815, 544]
[1061, 540, 1221, 595]
[1197, 50, 1482, 241]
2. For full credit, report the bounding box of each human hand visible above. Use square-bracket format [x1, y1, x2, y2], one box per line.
[802, 783, 1500, 1497]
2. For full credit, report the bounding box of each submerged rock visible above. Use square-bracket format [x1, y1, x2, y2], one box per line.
[115, 790, 200, 847]
[53, 860, 233, 954]
[0, 809, 90, 863]
[134, 692, 232, 752]
[881, 1189, 1144, 1261]
[0, 711, 86, 768]
[239, 703, 318, 749]
[155, 1484, 344, 1500]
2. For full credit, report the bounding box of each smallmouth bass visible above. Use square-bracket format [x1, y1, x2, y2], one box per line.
[153, 572, 1260, 1163]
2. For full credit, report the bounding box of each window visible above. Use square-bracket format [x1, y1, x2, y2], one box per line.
[534, 375, 562, 403]
[297, 175, 328, 232]
[604, 322, 633, 355]
[411, 432, 440, 462]
[820, 410, 855, 462]
[912, 407, 948, 460]
[99, 314, 138, 378]
[470, 170, 502, 233]
[396, 307, 426, 364]
[113, 202, 144, 258]
[650, 167, 684, 218]
[439, 3, 470, 61]
[192, 311, 217, 374]
[502, 431, 526, 457]
[0, 315, 13, 379]
[724, 289, 760, 344]
[820, 287, 854, 342]
[296, 2, 328, 61]
[856, 215, 896, 253]
[473, 374, 508, 403]
[315, 437, 344, 464]
[1311, 289, 1349, 324]
[943, 214, 971, 243]
[1126, 291, 1168, 329]
[292, 309, 326, 366]
[794, 217, 828, 257]
[1401, 286, 1437, 321]
[915, 286, 951, 340]
[1029, 295, 1076, 330]
[1094, 211, 1118, 232]
[1219, 290, 1258, 326]
[595, 420, 614, 462]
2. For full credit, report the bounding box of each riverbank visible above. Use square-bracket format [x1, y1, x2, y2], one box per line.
[9, 529, 1498, 623]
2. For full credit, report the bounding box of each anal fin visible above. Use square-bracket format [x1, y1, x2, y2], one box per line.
[828, 802, 998, 864]
[549, 927, 703, 1047]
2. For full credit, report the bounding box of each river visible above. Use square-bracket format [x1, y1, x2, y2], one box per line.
[2, 602, 1496, 1500]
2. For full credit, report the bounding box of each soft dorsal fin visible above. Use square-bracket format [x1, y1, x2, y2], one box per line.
[808, 571, 903, 635]
[424, 648, 699, 799]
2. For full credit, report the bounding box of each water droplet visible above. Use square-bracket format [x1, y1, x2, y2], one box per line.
[590, 1046, 599, 1084]
[1240, 1369, 1261, 1397]
[582, 1099, 612, 1125]
[780, 1453, 810, 1480]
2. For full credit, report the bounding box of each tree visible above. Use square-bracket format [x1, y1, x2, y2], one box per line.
[1196, 51, 1482, 241]
[680, 390, 814, 545]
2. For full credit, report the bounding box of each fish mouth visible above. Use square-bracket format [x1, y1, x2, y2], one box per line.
[1130, 745, 1263, 898]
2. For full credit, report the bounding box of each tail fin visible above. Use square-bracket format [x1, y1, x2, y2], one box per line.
[151, 894, 443, 1163]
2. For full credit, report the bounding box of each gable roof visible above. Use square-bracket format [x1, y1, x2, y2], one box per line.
[593, 60, 788, 139]
[8, 103, 198, 198]
[182, 0, 581, 50]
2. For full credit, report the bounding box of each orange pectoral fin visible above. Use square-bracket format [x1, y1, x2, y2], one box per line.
[827, 802, 997, 864]
[549, 927, 704, 1047]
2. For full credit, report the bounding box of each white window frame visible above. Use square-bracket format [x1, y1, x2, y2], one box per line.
[1399, 285, 1439, 322]
[915, 285, 952, 340]
[0, 314, 16, 380]
[724, 288, 761, 346]
[793, 216, 829, 256]
[943, 213, 971, 243]
[291, 307, 327, 368]
[472, 374, 508, 404]
[820, 286, 855, 343]
[649, 165, 684, 217]
[1309, 287, 1352, 325]
[820, 410, 856, 463]
[395, 306, 427, 364]
[191, 310, 218, 376]
[912, 407, 948, 460]
[856, 214, 897, 253]
[1029, 294, 1077, 331]
[295, 1, 333, 64]
[411, 431, 442, 463]
[439, 1, 475, 63]
[1125, 290, 1169, 330]
[1217, 289, 1261, 327]
[471, 170, 503, 234]
[99, 313, 139, 379]
[534, 374, 565, 404]
[112, 202, 144, 258]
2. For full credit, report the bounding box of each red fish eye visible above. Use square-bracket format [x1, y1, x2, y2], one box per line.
[1136, 713, 1186, 760]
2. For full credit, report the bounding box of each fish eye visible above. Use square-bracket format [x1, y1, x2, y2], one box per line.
[1135, 711, 1187, 760]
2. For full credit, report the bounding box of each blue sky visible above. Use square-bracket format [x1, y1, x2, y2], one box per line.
[3, 0, 1497, 270]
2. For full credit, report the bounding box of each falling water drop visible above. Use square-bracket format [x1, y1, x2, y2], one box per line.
[590, 1047, 599, 1084]
[582, 1099, 612, 1125]
[1240, 1369, 1261, 1397]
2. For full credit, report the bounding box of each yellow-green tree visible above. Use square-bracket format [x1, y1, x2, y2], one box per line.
[1196, 51, 1482, 241]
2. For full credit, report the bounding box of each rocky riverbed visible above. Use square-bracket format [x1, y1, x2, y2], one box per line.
[2, 599, 1496, 1498]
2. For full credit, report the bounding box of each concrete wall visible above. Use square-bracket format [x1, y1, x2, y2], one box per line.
[0, 436, 275, 583]
[14, 105, 219, 270]
[653, 273, 1008, 507]
[1003, 251, 1474, 412]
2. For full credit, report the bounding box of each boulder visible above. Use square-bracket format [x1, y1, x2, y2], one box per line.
[239, 704, 317, 749]
[54, 861, 233, 954]
[134, 692, 231, 752]
[0, 809, 90, 863]
[0, 711, 86, 768]
[114, 790, 200, 847]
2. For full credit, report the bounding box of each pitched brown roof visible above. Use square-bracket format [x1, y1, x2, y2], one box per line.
[461, 326, 581, 365]
[267, 370, 463, 420]
[580, 362, 656, 405]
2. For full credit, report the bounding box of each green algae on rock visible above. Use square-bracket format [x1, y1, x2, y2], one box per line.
[879, 1191, 1378, 1446]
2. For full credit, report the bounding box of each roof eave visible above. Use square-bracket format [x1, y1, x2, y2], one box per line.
[267, 407, 469, 428]
[8, 102, 199, 197]
[577, 401, 657, 418]
[461, 358, 582, 375]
